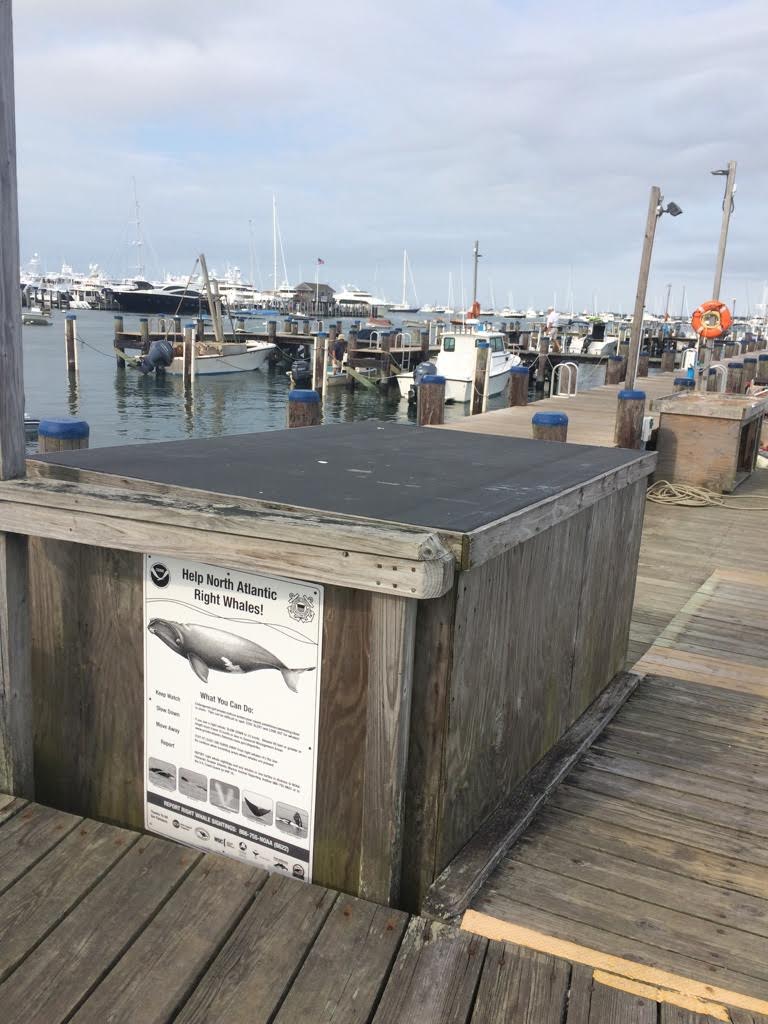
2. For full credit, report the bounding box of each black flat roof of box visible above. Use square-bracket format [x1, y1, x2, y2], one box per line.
[32, 422, 651, 534]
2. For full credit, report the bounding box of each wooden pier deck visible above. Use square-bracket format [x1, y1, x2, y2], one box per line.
[0, 793, 749, 1024]
[462, 564, 768, 1022]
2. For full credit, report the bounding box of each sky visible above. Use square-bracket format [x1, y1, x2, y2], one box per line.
[10, 0, 768, 313]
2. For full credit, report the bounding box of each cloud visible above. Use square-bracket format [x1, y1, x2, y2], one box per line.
[11, 0, 768, 311]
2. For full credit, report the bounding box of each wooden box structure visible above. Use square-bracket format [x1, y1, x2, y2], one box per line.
[654, 392, 768, 493]
[2, 423, 655, 910]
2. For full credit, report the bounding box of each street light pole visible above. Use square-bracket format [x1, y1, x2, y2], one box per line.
[624, 186, 661, 391]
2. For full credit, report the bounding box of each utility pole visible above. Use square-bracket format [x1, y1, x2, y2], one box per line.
[712, 161, 737, 301]
[0, 0, 33, 796]
[471, 241, 480, 310]
[624, 187, 661, 391]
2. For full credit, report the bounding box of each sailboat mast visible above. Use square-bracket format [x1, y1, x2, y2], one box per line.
[401, 249, 407, 307]
[472, 241, 480, 307]
[272, 195, 278, 294]
[131, 177, 144, 278]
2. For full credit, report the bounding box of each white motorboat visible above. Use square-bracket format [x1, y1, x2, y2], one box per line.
[396, 327, 521, 403]
[167, 340, 275, 376]
[22, 306, 52, 326]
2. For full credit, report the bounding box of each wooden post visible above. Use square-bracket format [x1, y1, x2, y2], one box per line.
[113, 314, 126, 368]
[173, 315, 182, 335]
[419, 328, 430, 360]
[327, 323, 338, 349]
[267, 320, 277, 347]
[348, 325, 359, 359]
[183, 322, 194, 387]
[637, 350, 649, 377]
[674, 376, 695, 392]
[64, 313, 77, 373]
[536, 335, 549, 391]
[605, 355, 623, 385]
[417, 374, 445, 425]
[301, 319, 310, 335]
[283, 317, 293, 335]
[712, 161, 737, 301]
[725, 360, 744, 394]
[508, 365, 529, 406]
[743, 356, 758, 385]
[37, 416, 90, 453]
[312, 332, 327, 396]
[0, 0, 34, 796]
[706, 367, 719, 392]
[472, 340, 489, 415]
[660, 346, 675, 372]
[614, 389, 645, 449]
[287, 388, 321, 427]
[139, 316, 150, 351]
[235, 317, 245, 333]
[625, 186, 661, 391]
[532, 411, 568, 442]
[757, 354, 768, 384]
[712, 340, 723, 362]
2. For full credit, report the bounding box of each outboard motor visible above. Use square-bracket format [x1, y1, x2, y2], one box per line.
[138, 338, 174, 375]
[289, 356, 313, 389]
[408, 360, 437, 405]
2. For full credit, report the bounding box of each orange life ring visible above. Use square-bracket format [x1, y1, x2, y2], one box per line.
[691, 300, 732, 339]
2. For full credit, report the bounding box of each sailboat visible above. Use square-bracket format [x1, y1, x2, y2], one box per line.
[390, 249, 420, 313]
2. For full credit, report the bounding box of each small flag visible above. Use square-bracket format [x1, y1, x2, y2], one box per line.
[316, 257, 325, 265]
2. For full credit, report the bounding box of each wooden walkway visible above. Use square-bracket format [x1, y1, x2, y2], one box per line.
[436, 371, 678, 446]
[0, 791, 739, 1024]
[463, 566, 768, 1022]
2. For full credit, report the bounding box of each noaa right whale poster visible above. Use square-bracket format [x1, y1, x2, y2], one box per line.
[143, 554, 323, 882]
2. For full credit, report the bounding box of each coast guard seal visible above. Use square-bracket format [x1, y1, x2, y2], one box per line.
[288, 593, 315, 624]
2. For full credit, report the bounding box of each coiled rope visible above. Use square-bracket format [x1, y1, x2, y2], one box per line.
[647, 479, 768, 510]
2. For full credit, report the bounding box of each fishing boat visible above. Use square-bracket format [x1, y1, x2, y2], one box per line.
[167, 340, 275, 376]
[21, 306, 52, 326]
[395, 326, 521, 403]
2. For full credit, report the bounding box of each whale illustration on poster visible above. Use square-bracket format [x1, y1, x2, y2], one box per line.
[143, 556, 323, 881]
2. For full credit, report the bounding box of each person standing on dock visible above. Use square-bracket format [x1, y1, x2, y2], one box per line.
[545, 307, 561, 352]
[333, 331, 347, 370]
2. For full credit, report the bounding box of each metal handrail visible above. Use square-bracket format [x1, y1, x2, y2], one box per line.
[552, 361, 578, 397]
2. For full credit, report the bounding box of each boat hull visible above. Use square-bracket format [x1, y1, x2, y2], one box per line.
[167, 343, 274, 376]
[395, 365, 513, 403]
[110, 291, 209, 315]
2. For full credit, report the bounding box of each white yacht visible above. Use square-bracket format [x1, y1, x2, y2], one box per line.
[396, 327, 521, 403]
[334, 285, 392, 312]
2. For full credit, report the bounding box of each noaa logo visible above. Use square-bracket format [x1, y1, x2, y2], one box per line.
[150, 563, 170, 588]
[288, 593, 315, 623]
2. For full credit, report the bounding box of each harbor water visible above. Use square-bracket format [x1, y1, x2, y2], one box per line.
[23, 310, 607, 449]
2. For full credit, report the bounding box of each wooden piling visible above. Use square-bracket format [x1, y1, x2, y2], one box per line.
[712, 341, 723, 361]
[37, 416, 90, 453]
[724, 341, 737, 359]
[267, 320, 277, 346]
[419, 329, 430, 359]
[139, 317, 150, 350]
[287, 389, 322, 428]
[536, 335, 549, 391]
[605, 355, 623, 385]
[113, 315, 126, 368]
[313, 332, 328, 396]
[348, 325, 359, 358]
[235, 317, 245, 333]
[757, 354, 768, 384]
[726, 360, 744, 394]
[660, 347, 675, 372]
[328, 323, 338, 348]
[706, 367, 719, 392]
[301, 319, 310, 335]
[174, 315, 182, 335]
[0, 0, 33, 797]
[64, 313, 77, 373]
[472, 341, 489, 415]
[183, 323, 194, 387]
[637, 350, 649, 377]
[743, 356, 758, 385]
[532, 410, 568, 442]
[674, 376, 695, 392]
[417, 374, 445, 425]
[196, 317, 205, 343]
[508, 365, 529, 407]
[614, 389, 646, 449]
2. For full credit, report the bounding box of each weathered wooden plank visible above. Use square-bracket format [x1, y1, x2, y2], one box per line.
[565, 964, 595, 1023]
[0, 819, 135, 983]
[659, 1005, 725, 1023]
[71, 856, 267, 1024]
[312, 587, 371, 892]
[176, 873, 336, 1024]
[0, 835, 198, 1023]
[372, 918, 486, 1024]
[423, 672, 641, 921]
[469, 941, 570, 1023]
[359, 594, 417, 905]
[587, 979, 656, 1023]
[0, 794, 26, 823]
[0, 0, 32, 801]
[274, 893, 408, 1023]
[0, 801, 81, 895]
[729, 1010, 768, 1024]
[0, 480, 456, 599]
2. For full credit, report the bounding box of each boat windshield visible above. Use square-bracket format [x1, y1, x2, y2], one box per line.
[443, 336, 455, 351]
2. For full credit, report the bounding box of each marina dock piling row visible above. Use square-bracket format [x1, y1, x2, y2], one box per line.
[605, 355, 624, 385]
[417, 374, 446, 426]
[508, 365, 530, 407]
[287, 389, 322, 428]
[614, 390, 646, 450]
[532, 410, 568, 442]
[65, 314, 77, 373]
[726, 361, 744, 394]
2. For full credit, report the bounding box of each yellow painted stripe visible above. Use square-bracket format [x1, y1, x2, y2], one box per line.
[461, 910, 768, 1017]
[592, 970, 729, 1021]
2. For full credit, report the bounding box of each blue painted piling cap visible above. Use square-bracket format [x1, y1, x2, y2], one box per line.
[421, 374, 445, 385]
[38, 416, 90, 439]
[728, 361, 744, 368]
[316, 331, 328, 338]
[139, 317, 148, 322]
[744, 356, 757, 363]
[708, 367, 717, 374]
[185, 322, 196, 328]
[618, 389, 646, 400]
[609, 355, 624, 362]
[509, 365, 530, 375]
[532, 411, 568, 426]
[476, 340, 490, 348]
[65, 313, 77, 320]
[673, 377, 695, 387]
[288, 389, 320, 403]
